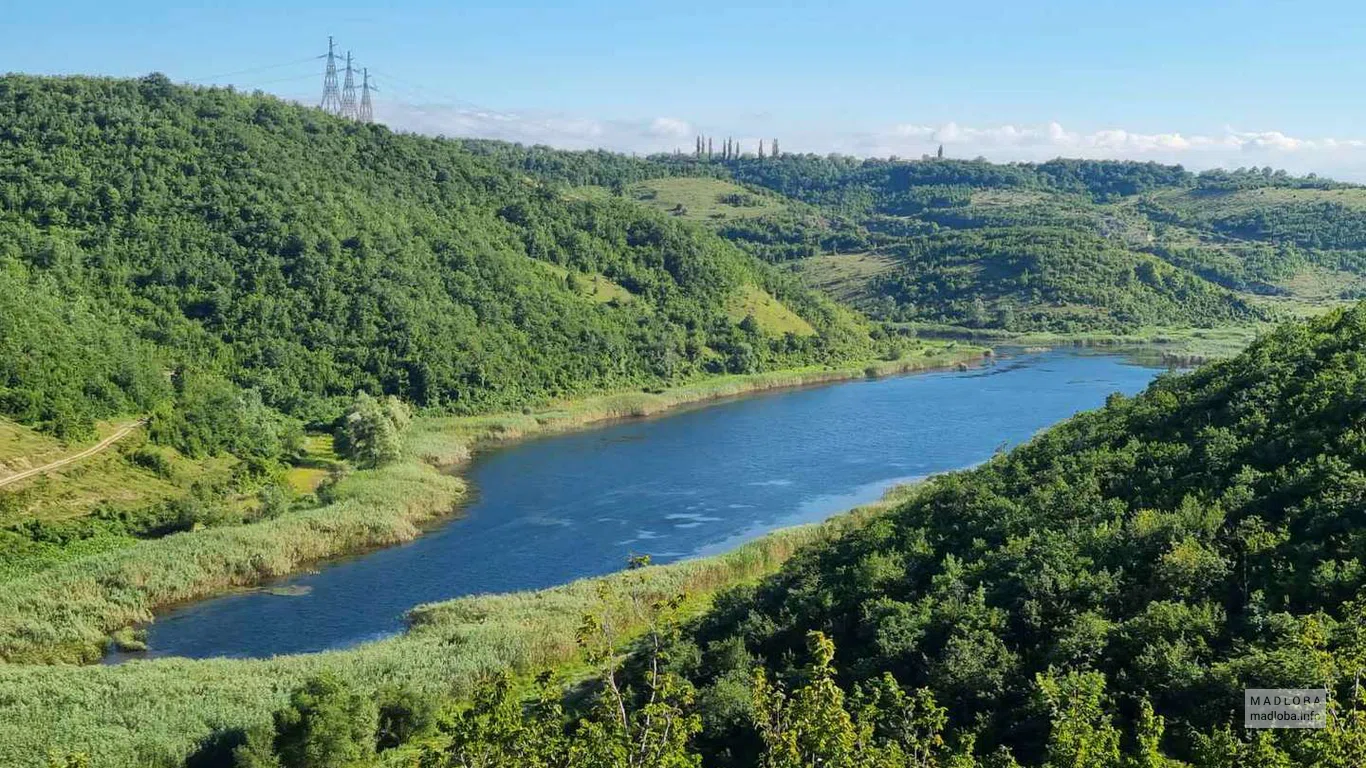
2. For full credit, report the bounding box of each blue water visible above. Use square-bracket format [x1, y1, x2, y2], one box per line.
[128, 350, 1163, 660]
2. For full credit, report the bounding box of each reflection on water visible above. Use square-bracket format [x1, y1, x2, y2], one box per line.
[127, 350, 1164, 661]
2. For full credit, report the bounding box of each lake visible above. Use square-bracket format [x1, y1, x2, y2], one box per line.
[124, 349, 1165, 660]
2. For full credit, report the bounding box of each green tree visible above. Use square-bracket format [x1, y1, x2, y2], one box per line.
[433, 671, 568, 768]
[753, 632, 858, 768]
[232, 724, 282, 768]
[1036, 670, 1121, 768]
[1126, 699, 1179, 768]
[269, 673, 378, 768]
[968, 297, 988, 328]
[572, 555, 702, 768]
[337, 393, 411, 468]
[375, 685, 437, 752]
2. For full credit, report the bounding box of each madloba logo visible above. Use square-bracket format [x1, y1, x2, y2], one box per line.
[1244, 688, 1328, 729]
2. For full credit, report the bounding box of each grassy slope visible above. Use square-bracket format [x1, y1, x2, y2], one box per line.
[0, 424, 232, 523]
[0, 344, 986, 665]
[725, 283, 817, 336]
[792, 252, 898, 303]
[0, 422, 355, 584]
[532, 260, 636, 304]
[627, 177, 787, 223]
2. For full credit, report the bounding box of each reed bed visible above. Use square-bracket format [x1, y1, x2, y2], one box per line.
[0, 512, 874, 768]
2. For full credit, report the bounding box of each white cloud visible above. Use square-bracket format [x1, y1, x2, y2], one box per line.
[649, 117, 692, 138]
[856, 121, 1366, 179]
[373, 100, 1366, 180]
[375, 102, 698, 154]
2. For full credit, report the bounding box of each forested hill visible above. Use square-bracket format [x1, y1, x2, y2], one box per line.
[0, 74, 870, 445]
[664, 303, 1366, 765]
[712, 156, 1366, 331]
[468, 143, 1366, 334]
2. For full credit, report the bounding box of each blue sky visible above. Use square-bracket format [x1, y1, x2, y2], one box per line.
[10, 1, 1366, 175]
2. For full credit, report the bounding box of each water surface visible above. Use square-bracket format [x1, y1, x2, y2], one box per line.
[130, 350, 1163, 660]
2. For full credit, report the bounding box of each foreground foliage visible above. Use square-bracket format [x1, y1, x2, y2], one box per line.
[0, 520, 836, 767]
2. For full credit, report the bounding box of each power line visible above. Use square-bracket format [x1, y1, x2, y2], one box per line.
[234, 72, 322, 89]
[366, 68, 514, 121]
[187, 55, 324, 84]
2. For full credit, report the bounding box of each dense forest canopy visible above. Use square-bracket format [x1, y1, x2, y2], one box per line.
[0, 74, 869, 445]
[663, 303, 1366, 765]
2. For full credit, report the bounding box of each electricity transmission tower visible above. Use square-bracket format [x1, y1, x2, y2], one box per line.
[340, 51, 358, 119]
[320, 36, 342, 114]
[359, 68, 376, 123]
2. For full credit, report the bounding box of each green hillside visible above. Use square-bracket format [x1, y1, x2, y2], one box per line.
[476, 148, 1366, 335]
[0, 74, 869, 447]
[719, 156, 1366, 331]
[0, 74, 899, 619]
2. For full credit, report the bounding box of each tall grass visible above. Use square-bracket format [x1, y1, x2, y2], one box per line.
[0, 462, 464, 664]
[0, 511, 880, 768]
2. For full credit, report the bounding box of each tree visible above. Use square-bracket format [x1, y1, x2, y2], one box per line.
[726, 342, 758, 374]
[753, 632, 962, 768]
[1036, 670, 1121, 768]
[337, 392, 411, 468]
[572, 555, 702, 768]
[233, 725, 282, 768]
[1126, 698, 1179, 768]
[753, 632, 857, 768]
[969, 296, 988, 328]
[853, 672, 950, 768]
[433, 671, 568, 767]
[997, 300, 1016, 331]
[262, 674, 378, 768]
[375, 685, 437, 751]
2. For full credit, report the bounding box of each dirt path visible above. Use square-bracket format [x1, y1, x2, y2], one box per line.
[0, 421, 144, 490]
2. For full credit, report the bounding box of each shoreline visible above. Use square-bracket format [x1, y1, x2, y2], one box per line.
[407, 346, 993, 468]
[0, 478, 926, 768]
[0, 345, 988, 665]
